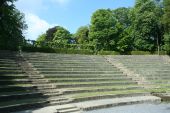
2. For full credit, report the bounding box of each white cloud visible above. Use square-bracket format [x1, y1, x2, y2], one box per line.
[24, 13, 56, 40]
[15, 0, 70, 40]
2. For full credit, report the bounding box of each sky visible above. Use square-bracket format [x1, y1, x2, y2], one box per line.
[15, 0, 135, 40]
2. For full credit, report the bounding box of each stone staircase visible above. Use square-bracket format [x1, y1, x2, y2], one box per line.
[23, 52, 150, 105]
[106, 55, 170, 92]
[1, 51, 169, 112]
[18, 54, 73, 106]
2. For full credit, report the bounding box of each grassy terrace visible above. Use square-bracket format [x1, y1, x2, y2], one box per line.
[23, 52, 150, 102]
[110, 55, 170, 91]
[0, 51, 48, 112]
[1, 52, 169, 112]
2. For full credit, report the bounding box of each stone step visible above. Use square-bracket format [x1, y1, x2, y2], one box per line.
[0, 92, 43, 101]
[36, 68, 118, 71]
[62, 86, 143, 95]
[40, 71, 122, 74]
[49, 78, 132, 82]
[0, 79, 31, 85]
[43, 92, 62, 97]
[0, 75, 28, 79]
[58, 108, 80, 113]
[0, 98, 49, 112]
[55, 81, 137, 88]
[49, 99, 71, 105]
[72, 92, 151, 102]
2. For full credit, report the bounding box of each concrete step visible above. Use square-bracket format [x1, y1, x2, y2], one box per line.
[40, 71, 122, 74]
[55, 81, 137, 88]
[0, 92, 43, 101]
[58, 108, 80, 113]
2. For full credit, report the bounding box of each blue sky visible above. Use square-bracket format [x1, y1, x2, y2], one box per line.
[15, 0, 135, 40]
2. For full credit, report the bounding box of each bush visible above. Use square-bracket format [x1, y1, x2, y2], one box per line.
[131, 51, 151, 55]
[98, 50, 120, 55]
[130, 51, 167, 55]
[22, 46, 94, 55]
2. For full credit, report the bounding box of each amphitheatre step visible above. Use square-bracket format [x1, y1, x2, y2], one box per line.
[0, 98, 49, 112]
[43, 74, 127, 78]
[49, 99, 72, 105]
[74, 96, 161, 111]
[40, 71, 122, 74]
[62, 86, 144, 95]
[0, 74, 28, 79]
[54, 81, 137, 88]
[36, 68, 118, 71]
[57, 107, 80, 113]
[49, 77, 131, 83]
[0, 79, 32, 85]
[0, 92, 43, 101]
[48, 78, 132, 82]
[0, 85, 36, 93]
[71, 92, 151, 102]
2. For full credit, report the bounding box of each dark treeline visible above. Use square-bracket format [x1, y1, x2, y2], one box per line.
[36, 0, 170, 53]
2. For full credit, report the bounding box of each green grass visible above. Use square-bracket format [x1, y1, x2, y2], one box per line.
[55, 80, 135, 85]
[70, 89, 148, 99]
[63, 84, 141, 90]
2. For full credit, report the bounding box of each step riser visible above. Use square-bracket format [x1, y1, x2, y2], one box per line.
[72, 93, 150, 103]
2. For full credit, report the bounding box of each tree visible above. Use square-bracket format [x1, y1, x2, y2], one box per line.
[162, 0, 170, 53]
[113, 7, 134, 52]
[0, 0, 27, 50]
[75, 26, 89, 44]
[132, 0, 163, 51]
[89, 9, 118, 51]
[36, 34, 46, 47]
[52, 26, 71, 48]
[46, 26, 58, 41]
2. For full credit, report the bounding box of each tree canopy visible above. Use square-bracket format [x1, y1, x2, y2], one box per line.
[35, 0, 170, 54]
[0, 0, 27, 50]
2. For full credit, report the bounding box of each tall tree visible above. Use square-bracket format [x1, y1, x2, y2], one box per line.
[113, 7, 134, 52]
[163, 0, 170, 53]
[0, 0, 27, 50]
[89, 9, 118, 51]
[132, 0, 163, 51]
[52, 26, 71, 48]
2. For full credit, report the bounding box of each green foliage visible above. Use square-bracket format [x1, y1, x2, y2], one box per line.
[0, 0, 27, 50]
[132, 0, 163, 51]
[33, 0, 168, 54]
[36, 34, 46, 47]
[52, 26, 71, 48]
[131, 51, 152, 55]
[98, 50, 120, 55]
[113, 7, 134, 52]
[163, 34, 170, 53]
[75, 26, 89, 44]
[89, 9, 118, 51]
[22, 46, 93, 55]
[163, 0, 170, 32]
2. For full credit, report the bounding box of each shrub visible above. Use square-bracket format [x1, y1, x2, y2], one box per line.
[98, 50, 120, 55]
